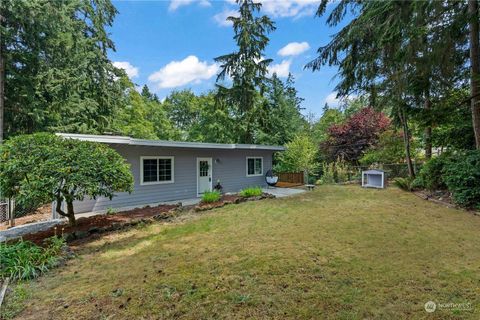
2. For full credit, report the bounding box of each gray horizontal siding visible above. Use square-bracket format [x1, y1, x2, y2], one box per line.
[73, 144, 274, 213]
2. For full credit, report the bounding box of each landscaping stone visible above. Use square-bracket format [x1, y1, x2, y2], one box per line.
[194, 192, 275, 212]
[88, 227, 100, 234]
[63, 233, 76, 242]
[111, 222, 122, 230]
[74, 230, 89, 239]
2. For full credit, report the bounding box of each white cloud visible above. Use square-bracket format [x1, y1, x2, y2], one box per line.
[213, 9, 239, 27]
[268, 60, 291, 78]
[169, 0, 210, 12]
[324, 91, 357, 108]
[278, 41, 310, 57]
[112, 61, 139, 79]
[261, 0, 320, 18]
[325, 92, 340, 107]
[148, 55, 219, 89]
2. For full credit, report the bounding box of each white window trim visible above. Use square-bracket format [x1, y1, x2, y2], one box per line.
[140, 156, 175, 185]
[246, 156, 263, 177]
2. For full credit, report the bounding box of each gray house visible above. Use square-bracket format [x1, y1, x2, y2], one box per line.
[57, 133, 284, 214]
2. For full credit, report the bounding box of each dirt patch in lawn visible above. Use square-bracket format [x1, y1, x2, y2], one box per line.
[22, 204, 179, 245]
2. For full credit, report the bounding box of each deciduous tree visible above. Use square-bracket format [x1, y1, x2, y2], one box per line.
[0, 133, 133, 225]
[321, 107, 390, 163]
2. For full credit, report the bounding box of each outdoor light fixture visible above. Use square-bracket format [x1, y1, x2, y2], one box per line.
[215, 158, 220, 164]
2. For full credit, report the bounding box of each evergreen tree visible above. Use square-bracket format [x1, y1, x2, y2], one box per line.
[0, 0, 125, 138]
[258, 73, 305, 145]
[307, 0, 468, 175]
[214, 0, 275, 143]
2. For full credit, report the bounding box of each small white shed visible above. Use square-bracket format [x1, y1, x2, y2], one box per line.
[362, 169, 386, 189]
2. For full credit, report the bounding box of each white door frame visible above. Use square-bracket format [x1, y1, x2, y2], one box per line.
[196, 157, 213, 196]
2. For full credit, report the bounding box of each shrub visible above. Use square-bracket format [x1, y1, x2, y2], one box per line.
[201, 191, 221, 203]
[318, 162, 335, 185]
[410, 176, 425, 190]
[317, 160, 352, 185]
[0, 133, 134, 225]
[443, 150, 480, 208]
[275, 134, 319, 180]
[335, 158, 351, 183]
[0, 237, 66, 280]
[239, 186, 263, 198]
[418, 153, 450, 190]
[393, 177, 414, 191]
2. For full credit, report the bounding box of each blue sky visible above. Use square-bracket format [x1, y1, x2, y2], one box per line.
[108, 0, 349, 117]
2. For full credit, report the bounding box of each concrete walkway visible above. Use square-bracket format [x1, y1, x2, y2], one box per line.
[262, 187, 306, 198]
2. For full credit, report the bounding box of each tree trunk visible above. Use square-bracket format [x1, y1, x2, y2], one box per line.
[0, 13, 5, 143]
[66, 200, 76, 226]
[55, 195, 76, 226]
[399, 108, 415, 178]
[424, 97, 432, 159]
[469, 0, 480, 149]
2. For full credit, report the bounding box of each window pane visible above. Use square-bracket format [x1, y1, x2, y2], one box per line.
[247, 158, 255, 175]
[199, 161, 209, 177]
[143, 159, 158, 182]
[158, 159, 172, 181]
[255, 158, 262, 174]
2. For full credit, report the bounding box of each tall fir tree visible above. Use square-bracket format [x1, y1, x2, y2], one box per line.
[0, 0, 125, 138]
[214, 0, 275, 144]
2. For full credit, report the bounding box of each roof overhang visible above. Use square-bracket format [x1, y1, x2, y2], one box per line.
[56, 133, 285, 151]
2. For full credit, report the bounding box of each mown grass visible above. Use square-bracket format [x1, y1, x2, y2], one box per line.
[4, 185, 480, 319]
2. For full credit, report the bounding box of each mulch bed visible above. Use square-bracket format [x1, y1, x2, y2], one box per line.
[22, 204, 179, 245]
[195, 193, 275, 211]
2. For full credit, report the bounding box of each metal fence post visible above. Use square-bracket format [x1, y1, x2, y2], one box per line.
[8, 198, 14, 227]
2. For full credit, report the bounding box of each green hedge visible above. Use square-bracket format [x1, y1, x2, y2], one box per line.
[417, 153, 450, 191]
[443, 150, 480, 209]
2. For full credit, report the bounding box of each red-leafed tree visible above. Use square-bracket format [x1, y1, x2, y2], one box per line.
[321, 107, 390, 163]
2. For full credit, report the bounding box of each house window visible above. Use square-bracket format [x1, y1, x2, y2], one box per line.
[246, 157, 263, 176]
[141, 156, 174, 185]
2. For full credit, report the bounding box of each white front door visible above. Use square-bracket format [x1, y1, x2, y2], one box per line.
[197, 157, 212, 195]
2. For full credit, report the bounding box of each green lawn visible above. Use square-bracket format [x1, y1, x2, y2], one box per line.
[4, 185, 480, 319]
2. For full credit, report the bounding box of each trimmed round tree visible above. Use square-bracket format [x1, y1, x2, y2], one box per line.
[0, 133, 134, 225]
